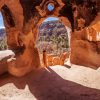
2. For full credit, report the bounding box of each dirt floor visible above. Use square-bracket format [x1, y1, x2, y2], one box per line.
[0, 61, 100, 100]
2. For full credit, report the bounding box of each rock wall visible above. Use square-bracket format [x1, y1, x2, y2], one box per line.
[71, 29, 100, 69]
[71, 12, 100, 68]
[0, 0, 100, 76]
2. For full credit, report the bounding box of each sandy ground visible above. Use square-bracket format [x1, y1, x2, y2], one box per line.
[0, 61, 100, 100]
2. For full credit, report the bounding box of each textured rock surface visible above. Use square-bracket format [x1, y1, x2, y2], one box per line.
[71, 30, 100, 68]
[0, 0, 100, 76]
[71, 12, 100, 68]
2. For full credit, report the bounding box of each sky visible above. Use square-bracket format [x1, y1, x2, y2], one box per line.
[0, 12, 5, 29]
[44, 17, 59, 22]
[48, 4, 54, 11]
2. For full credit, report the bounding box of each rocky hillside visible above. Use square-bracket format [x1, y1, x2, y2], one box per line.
[39, 20, 68, 36]
[37, 20, 69, 54]
[0, 28, 6, 40]
[0, 28, 7, 50]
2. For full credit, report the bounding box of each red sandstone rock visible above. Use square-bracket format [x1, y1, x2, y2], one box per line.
[0, 0, 100, 76]
[52, 56, 60, 65]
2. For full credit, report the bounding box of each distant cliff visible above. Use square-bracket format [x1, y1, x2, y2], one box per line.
[39, 20, 68, 36]
[37, 20, 69, 54]
[0, 28, 7, 50]
[0, 28, 6, 40]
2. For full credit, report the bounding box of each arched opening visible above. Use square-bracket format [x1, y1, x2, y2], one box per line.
[36, 17, 71, 66]
[0, 12, 7, 50]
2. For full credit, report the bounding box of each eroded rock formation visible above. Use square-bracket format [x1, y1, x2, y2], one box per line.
[0, 0, 100, 76]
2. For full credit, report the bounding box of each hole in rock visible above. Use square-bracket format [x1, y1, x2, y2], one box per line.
[0, 12, 7, 50]
[36, 17, 71, 65]
[47, 3, 55, 11]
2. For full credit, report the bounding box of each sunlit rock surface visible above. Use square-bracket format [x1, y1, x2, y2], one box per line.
[0, 50, 15, 61]
[86, 21, 100, 41]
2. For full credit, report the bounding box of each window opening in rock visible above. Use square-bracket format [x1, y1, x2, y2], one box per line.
[0, 12, 7, 50]
[47, 3, 55, 11]
[37, 17, 71, 56]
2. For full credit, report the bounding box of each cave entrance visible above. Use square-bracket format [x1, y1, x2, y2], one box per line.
[0, 12, 7, 50]
[36, 17, 71, 66]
